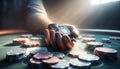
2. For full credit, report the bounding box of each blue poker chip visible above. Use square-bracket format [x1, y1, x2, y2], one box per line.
[6, 49, 25, 62]
[51, 52, 65, 59]
[51, 60, 69, 69]
[102, 38, 111, 43]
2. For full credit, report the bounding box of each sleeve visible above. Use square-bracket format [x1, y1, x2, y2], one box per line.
[27, 0, 52, 33]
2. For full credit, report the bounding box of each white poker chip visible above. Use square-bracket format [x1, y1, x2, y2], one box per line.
[30, 37, 41, 41]
[109, 36, 120, 40]
[87, 42, 103, 50]
[94, 47, 118, 59]
[51, 60, 69, 69]
[69, 50, 87, 58]
[7, 49, 25, 56]
[85, 34, 95, 38]
[70, 59, 91, 68]
[82, 37, 96, 43]
[20, 34, 32, 38]
[102, 38, 111, 43]
[51, 52, 65, 59]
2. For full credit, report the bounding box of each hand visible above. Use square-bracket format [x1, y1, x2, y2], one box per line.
[43, 24, 79, 51]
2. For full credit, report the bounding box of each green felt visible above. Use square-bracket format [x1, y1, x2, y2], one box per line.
[0, 34, 120, 69]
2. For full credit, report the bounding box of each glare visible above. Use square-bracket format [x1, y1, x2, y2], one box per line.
[91, 0, 120, 5]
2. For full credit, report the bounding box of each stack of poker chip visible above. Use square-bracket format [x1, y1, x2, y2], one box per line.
[13, 38, 29, 45]
[86, 42, 103, 50]
[6, 49, 25, 62]
[94, 47, 118, 60]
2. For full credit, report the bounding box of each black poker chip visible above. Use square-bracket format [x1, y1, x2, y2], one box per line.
[70, 59, 91, 69]
[51, 52, 65, 59]
[78, 54, 101, 66]
[6, 49, 25, 62]
[86, 42, 103, 50]
[94, 47, 118, 60]
[51, 60, 69, 69]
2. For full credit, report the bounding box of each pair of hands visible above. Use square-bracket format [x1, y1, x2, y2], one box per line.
[43, 24, 79, 51]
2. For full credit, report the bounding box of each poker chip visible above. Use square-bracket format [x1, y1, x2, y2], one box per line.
[109, 36, 120, 40]
[94, 47, 118, 60]
[85, 34, 95, 38]
[82, 37, 96, 43]
[42, 57, 60, 65]
[69, 50, 87, 58]
[23, 41, 40, 47]
[70, 59, 91, 69]
[33, 52, 53, 60]
[29, 58, 41, 67]
[78, 54, 101, 66]
[51, 60, 69, 69]
[51, 52, 65, 59]
[20, 34, 32, 38]
[13, 38, 29, 45]
[6, 49, 25, 62]
[30, 37, 41, 41]
[86, 42, 103, 50]
[102, 38, 111, 43]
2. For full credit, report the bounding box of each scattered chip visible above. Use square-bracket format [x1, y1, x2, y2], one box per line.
[82, 37, 96, 43]
[51, 52, 65, 59]
[13, 38, 29, 45]
[23, 41, 40, 47]
[29, 58, 41, 67]
[70, 59, 91, 69]
[85, 34, 95, 38]
[102, 38, 111, 43]
[78, 54, 101, 66]
[6, 49, 25, 62]
[30, 37, 41, 41]
[33, 52, 53, 60]
[109, 36, 120, 40]
[51, 60, 69, 69]
[42, 57, 60, 65]
[20, 34, 32, 38]
[69, 50, 87, 58]
[87, 42, 103, 50]
[94, 47, 118, 60]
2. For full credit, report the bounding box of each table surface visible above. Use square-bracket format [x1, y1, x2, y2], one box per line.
[0, 29, 120, 69]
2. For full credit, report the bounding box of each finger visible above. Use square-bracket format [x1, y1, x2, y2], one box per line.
[55, 32, 67, 50]
[44, 29, 50, 46]
[50, 30, 56, 49]
[62, 35, 74, 49]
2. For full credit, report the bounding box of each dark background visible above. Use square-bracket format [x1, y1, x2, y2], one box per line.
[0, 0, 120, 30]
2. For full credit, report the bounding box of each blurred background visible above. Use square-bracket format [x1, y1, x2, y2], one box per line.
[0, 0, 120, 30]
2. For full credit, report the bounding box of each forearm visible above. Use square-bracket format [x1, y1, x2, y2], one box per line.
[27, 0, 52, 33]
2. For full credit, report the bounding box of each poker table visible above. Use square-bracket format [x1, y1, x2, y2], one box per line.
[0, 29, 120, 69]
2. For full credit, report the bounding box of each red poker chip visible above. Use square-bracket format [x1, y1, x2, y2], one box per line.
[33, 52, 53, 60]
[94, 47, 118, 59]
[42, 57, 60, 65]
[23, 41, 40, 47]
[82, 37, 96, 43]
[29, 58, 41, 67]
[69, 50, 87, 58]
[13, 38, 29, 45]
